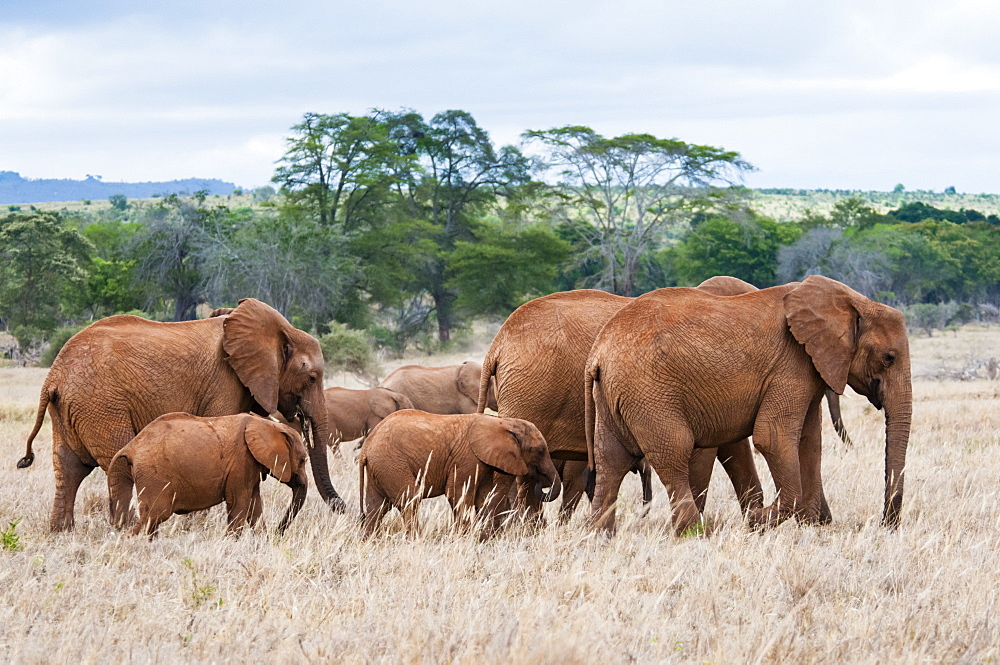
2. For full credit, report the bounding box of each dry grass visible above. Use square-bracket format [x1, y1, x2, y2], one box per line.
[1, 329, 998, 663]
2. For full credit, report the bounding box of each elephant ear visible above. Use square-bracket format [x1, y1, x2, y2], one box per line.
[245, 417, 296, 483]
[222, 298, 289, 414]
[470, 424, 529, 476]
[456, 362, 481, 402]
[783, 275, 860, 395]
[370, 390, 399, 420]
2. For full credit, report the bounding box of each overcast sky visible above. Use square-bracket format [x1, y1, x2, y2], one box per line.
[3, 0, 999, 192]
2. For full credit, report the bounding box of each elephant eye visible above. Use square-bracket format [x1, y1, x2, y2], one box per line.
[309, 375, 317, 384]
[882, 353, 895, 367]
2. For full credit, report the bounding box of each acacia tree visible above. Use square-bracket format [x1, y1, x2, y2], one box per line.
[524, 126, 752, 296]
[365, 109, 532, 341]
[272, 111, 404, 228]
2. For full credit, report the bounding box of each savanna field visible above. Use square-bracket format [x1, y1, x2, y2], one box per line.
[0, 328, 998, 663]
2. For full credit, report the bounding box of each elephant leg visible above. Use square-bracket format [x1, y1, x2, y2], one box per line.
[447, 475, 477, 534]
[360, 464, 391, 538]
[134, 492, 173, 538]
[476, 474, 515, 540]
[558, 460, 589, 524]
[688, 448, 717, 514]
[50, 441, 96, 532]
[514, 475, 546, 528]
[401, 497, 421, 538]
[796, 398, 829, 525]
[226, 489, 256, 536]
[749, 416, 804, 529]
[717, 439, 765, 515]
[248, 485, 265, 532]
[644, 434, 701, 537]
[590, 417, 638, 534]
[637, 458, 653, 510]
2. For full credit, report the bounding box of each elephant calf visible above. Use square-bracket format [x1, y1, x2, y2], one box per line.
[324, 386, 414, 446]
[108, 413, 309, 537]
[359, 410, 561, 539]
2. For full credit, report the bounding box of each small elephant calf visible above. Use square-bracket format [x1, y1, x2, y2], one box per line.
[324, 386, 415, 447]
[108, 413, 309, 536]
[359, 410, 561, 539]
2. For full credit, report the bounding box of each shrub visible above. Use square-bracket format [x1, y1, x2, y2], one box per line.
[318, 323, 381, 384]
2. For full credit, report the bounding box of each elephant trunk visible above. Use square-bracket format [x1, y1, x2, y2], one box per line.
[277, 474, 308, 534]
[881, 373, 912, 528]
[301, 385, 347, 513]
[533, 464, 562, 503]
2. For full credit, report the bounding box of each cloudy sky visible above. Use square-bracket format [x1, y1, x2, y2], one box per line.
[3, 0, 999, 191]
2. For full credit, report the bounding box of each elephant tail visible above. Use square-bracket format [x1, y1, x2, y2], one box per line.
[18, 382, 54, 468]
[357, 451, 369, 522]
[826, 388, 854, 447]
[107, 452, 135, 528]
[584, 361, 598, 475]
[477, 348, 498, 414]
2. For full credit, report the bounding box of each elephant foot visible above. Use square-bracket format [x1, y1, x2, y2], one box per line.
[746, 504, 792, 530]
[324, 494, 348, 513]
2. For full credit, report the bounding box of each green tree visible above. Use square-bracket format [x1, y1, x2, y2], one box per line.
[128, 194, 228, 321]
[448, 221, 570, 317]
[671, 213, 800, 287]
[524, 126, 752, 296]
[0, 212, 93, 334]
[828, 197, 887, 230]
[203, 208, 356, 330]
[372, 109, 532, 341]
[272, 111, 404, 228]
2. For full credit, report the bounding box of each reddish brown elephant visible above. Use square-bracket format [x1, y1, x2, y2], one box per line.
[586, 276, 912, 534]
[359, 410, 559, 539]
[479, 277, 855, 523]
[18, 298, 344, 531]
[380, 361, 497, 415]
[324, 386, 415, 445]
[108, 413, 308, 536]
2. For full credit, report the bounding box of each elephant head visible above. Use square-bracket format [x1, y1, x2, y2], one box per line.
[784, 275, 912, 527]
[371, 388, 415, 420]
[222, 298, 343, 511]
[245, 416, 309, 533]
[473, 418, 561, 502]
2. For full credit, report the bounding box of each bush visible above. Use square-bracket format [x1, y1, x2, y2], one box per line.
[318, 322, 381, 384]
[39, 325, 88, 367]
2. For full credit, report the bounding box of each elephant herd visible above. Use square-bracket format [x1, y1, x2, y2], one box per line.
[16, 274, 912, 538]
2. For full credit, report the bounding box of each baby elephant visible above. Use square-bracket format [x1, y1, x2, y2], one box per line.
[359, 410, 561, 539]
[324, 386, 415, 447]
[108, 413, 309, 536]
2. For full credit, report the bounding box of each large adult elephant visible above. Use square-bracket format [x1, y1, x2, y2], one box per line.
[380, 361, 497, 415]
[18, 298, 346, 531]
[586, 276, 912, 534]
[478, 277, 854, 522]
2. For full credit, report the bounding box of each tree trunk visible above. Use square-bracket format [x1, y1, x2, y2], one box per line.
[434, 289, 454, 342]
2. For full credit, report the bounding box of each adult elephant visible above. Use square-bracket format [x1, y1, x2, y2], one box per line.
[586, 276, 912, 535]
[380, 361, 497, 415]
[479, 277, 856, 522]
[18, 298, 346, 531]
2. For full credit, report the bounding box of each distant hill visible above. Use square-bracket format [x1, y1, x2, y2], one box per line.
[0, 171, 237, 205]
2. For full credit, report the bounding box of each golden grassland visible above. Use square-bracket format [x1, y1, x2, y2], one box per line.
[0, 328, 998, 663]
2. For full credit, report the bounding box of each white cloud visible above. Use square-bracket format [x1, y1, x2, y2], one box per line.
[2, 0, 1000, 190]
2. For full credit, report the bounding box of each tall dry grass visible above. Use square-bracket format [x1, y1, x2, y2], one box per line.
[0, 328, 998, 663]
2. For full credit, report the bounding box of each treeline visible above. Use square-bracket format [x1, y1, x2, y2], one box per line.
[2, 108, 998, 362]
